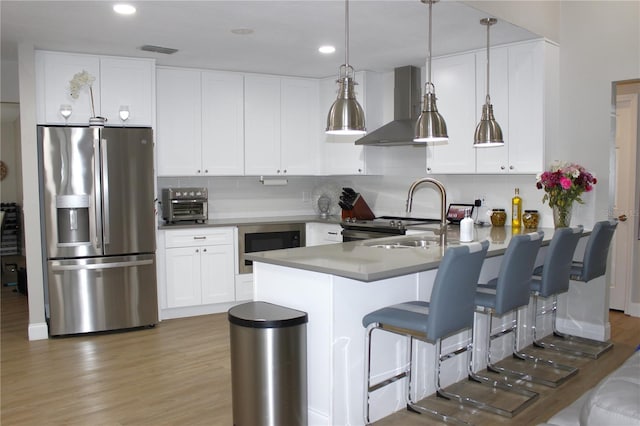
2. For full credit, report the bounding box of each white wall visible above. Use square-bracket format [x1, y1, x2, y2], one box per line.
[1, 104, 22, 203]
[1, 59, 20, 103]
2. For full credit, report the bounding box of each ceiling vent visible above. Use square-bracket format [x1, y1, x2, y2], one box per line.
[139, 45, 179, 55]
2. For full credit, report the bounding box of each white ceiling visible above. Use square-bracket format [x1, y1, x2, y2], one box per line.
[1, 0, 538, 79]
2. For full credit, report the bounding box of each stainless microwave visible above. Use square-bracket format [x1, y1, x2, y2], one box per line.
[238, 223, 305, 274]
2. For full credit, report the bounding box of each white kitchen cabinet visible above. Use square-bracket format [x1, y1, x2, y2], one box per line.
[35, 51, 101, 125]
[99, 57, 154, 126]
[428, 52, 478, 174]
[157, 67, 245, 176]
[235, 274, 254, 301]
[244, 75, 320, 175]
[156, 68, 202, 176]
[305, 222, 342, 246]
[35, 50, 154, 126]
[201, 71, 245, 175]
[476, 40, 551, 174]
[320, 71, 384, 175]
[164, 228, 235, 308]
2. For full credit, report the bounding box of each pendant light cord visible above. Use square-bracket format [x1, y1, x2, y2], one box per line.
[427, 0, 433, 94]
[485, 20, 491, 105]
[345, 0, 350, 69]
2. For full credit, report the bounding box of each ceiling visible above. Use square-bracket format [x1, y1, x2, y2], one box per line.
[1, 1, 538, 79]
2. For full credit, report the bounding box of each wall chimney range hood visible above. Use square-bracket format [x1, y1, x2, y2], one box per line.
[355, 66, 424, 146]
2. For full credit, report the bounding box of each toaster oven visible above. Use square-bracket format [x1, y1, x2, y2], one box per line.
[162, 188, 208, 223]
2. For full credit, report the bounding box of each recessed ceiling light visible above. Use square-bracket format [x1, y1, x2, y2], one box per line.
[113, 4, 136, 15]
[318, 45, 336, 54]
[231, 28, 254, 35]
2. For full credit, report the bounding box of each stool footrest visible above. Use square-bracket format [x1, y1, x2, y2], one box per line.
[535, 331, 613, 359]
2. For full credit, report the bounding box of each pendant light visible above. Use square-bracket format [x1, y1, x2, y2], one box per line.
[326, 0, 366, 135]
[474, 18, 504, 147]
[414, 0, 448, 144]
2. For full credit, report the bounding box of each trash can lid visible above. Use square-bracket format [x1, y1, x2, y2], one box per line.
[228, 301, 308, 329]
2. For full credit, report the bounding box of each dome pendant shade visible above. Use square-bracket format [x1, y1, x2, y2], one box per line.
[414, 92, 448, 143]
[326, 75, 366, 135]
[474, 103, 504, 146]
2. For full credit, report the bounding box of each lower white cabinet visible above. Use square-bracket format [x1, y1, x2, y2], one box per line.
[305, 222, 342, 246]
[164, 228, 235, 308]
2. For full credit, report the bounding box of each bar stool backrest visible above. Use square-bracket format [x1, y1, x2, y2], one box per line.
[538, 226, 584, 298]
[494, 231, 544, 315]
[577, 219, 618, 282]
[427, 240, 490, 341]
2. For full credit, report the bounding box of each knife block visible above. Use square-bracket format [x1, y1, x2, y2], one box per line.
[342, 196, 375, 220]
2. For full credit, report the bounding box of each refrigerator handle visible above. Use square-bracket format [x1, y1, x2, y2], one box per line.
[51, 259, 154, 271]
[101, 138, 110, 245]
[93, 136, 103, 250]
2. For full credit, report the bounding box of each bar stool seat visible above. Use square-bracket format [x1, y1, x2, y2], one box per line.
[362, 240, 489, 425]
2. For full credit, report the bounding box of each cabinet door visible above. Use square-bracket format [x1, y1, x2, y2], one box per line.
[507, 41, 544, 174]
[156, 68, 202, 176]
[320, 74, 366, 175]
[281, 77, 320, 175]
[429, 53, 478, 173]
[35, 51, 101, 125]
[200, 244, 236, 304]
[475, 46, 510, 173]
[202, 71, 245, 175]
[165, 247, 202, 308]
[244, 75, 282, 175]
[100, 57, 154, 126]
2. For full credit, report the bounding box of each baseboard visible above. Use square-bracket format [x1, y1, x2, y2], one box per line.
[625, 302, 640, 317]
[160, 301, 243, 320]
[28, 322, 49, 340]
[556, 317, 611, 341]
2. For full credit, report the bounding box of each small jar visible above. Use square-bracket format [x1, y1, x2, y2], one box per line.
[522, 210, 540, 229]
[490, 209, 507, 227]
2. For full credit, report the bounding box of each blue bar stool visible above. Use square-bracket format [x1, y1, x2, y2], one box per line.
[362, 240, 489, 425]
[469, 231, 544, 416]
[536, 219, 618, 358]
[516, 226, 584, 386]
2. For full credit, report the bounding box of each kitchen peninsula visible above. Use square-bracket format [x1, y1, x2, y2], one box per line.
[247, 225, 606, 425]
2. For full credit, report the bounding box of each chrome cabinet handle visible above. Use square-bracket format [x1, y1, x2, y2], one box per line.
[509, 165, 514, 170]
[500, 166, 506, 170]
[618, 214, 628, 222]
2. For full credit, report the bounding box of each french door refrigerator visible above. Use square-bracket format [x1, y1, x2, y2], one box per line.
[38, 125, 158, 335]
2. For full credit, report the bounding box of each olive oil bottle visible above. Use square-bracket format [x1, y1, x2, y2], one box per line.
[512, 188, 522, 228]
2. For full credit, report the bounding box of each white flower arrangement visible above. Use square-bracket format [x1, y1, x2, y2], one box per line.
[69, 70, 97, 117]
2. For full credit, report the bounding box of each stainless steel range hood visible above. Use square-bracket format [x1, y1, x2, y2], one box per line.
[355, 66, 423, 146]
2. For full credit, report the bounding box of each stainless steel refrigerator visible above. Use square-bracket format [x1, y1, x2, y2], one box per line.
[38, 125, 158, 335]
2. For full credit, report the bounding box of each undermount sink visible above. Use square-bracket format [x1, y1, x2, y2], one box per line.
[365, 236, 441, 249]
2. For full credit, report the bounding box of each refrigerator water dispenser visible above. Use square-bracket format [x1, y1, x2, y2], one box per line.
[56, 195, 90, 246]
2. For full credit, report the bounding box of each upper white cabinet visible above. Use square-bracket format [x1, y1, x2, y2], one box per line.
[156, 67, 245, 176]
[425, 39, 557, 175]
[320, 71, 383, 175]
[428, 53, 478, 174]
[100, 57, 155, 126]
[476, 40, 553, 174]
[244, 75, 320, 175]
[35, 50, 154, 126]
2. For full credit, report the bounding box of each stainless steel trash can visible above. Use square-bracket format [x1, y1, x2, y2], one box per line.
[228, 301, 308, 426]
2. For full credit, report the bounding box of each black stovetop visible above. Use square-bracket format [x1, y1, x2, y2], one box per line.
[341, 216, 440, 232]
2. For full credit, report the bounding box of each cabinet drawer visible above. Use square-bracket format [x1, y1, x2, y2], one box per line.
[165, 227, 233, 248]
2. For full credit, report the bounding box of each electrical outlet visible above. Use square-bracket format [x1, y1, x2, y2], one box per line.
[302, 191, 311, 203]
[475, 195, 486, 206]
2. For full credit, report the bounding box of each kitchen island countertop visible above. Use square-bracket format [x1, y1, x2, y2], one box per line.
[247, 225, 565, 282]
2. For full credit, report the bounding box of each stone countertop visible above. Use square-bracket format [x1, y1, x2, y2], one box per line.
[158, 215, 342, 230]
[246, 226, 561, 282]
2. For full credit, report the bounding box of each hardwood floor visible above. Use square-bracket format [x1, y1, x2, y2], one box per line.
[1, 282, 639, 425]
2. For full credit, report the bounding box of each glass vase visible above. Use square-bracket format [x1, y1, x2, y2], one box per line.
[552, 204, 573, 228]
